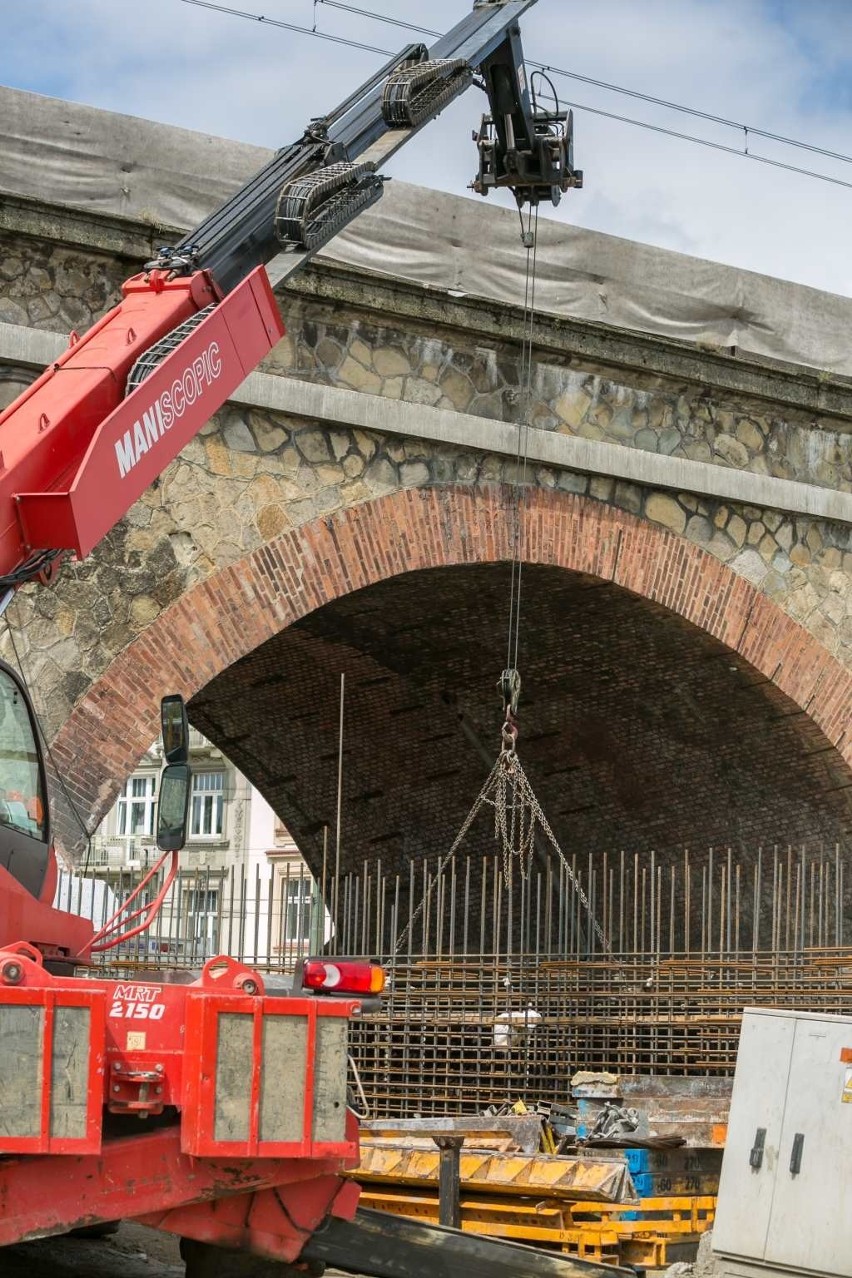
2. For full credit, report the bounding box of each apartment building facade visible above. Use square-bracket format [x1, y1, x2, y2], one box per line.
[88, 730, 327, 967]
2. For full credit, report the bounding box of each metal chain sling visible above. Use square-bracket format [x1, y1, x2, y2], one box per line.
[393, 206, 610, 957]
[393, 694, 610, 955]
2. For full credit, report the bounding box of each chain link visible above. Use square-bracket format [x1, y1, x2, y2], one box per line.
[394, 732, 609, 955]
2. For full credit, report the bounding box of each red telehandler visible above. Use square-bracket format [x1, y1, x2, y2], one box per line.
[0, 4, 611, 1275]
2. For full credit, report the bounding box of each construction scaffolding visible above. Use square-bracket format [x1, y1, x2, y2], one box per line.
[69, 843, 852, 1115]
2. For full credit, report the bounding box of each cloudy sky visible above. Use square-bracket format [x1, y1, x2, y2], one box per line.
[3, 0, 852, 295]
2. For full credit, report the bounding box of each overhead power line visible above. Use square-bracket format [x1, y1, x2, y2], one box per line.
[559, 99, 852, 190]
[318, 0, 436, 39]
[317, 0, 852, 171]
[531, 64, 852, 168]
[177, 0, 391, 55]
[178, 0, 852, 191]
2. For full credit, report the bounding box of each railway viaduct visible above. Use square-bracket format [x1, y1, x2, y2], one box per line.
[1, 87, 852, 918]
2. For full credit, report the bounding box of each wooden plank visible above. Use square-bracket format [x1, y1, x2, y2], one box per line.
[0, 1006, 43, 1139]
[49, 1005, 90, 1141]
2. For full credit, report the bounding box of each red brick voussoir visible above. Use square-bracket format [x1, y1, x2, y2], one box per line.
[49, 484, 852, 852]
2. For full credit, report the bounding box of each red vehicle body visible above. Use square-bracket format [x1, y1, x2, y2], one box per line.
[0, 943, 361, 1260]
[0, 667, 373, 1273]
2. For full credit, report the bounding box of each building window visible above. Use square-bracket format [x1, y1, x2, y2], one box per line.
[185, 887, 219, 915]
[190, 772, 224, 838]
[182, 886, 220, 959]
[116, 774, 157, 837]
[286, 878, 315, 945]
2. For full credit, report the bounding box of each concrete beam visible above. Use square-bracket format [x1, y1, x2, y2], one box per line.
[0, 192, 175, 261]
[233, 370, 852, 526]
[0, 321, 65, 369]
[2, 318, 851, 526]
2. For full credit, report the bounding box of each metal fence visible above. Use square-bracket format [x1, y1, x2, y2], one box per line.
[56, 859, 327, 969]
[61, 843, 852, 1115]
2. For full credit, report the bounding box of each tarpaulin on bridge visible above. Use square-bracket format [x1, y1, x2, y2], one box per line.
[1, 84, 850, 378]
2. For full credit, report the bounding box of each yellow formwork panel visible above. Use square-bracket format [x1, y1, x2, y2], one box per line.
[356, 1184, 716, 1271]
[572, 1194, 717, 1235]
[358, 1189, 603, 1247]
[356, 1142, 635, 1204]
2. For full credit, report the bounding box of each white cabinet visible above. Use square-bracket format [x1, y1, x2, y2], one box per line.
[712, 1011, 795, 1261]
[714, 1008, 852, 1278]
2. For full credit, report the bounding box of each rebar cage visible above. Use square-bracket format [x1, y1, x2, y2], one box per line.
[67, 843, 852, 1115]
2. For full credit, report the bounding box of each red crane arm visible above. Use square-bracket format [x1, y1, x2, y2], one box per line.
[0, 0, 573, 595]
[0, 266, 282, 584]
[0, 1, 573, 596]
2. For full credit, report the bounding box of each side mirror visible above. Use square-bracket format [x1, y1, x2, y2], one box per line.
[161, 695, 189, 765]
[157, 762, 191, 852]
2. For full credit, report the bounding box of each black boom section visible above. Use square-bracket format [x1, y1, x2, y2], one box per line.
[176, 2, 538, 294]
[300, 1208, 632, 1278]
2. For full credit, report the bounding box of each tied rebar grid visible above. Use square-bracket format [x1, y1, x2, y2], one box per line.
[65, 844, 852, 1115]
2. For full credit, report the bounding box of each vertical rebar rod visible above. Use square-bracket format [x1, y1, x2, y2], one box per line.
[333, 673, 345, 956]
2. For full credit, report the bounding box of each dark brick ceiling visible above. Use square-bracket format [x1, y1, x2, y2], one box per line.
[189, 564, 852, 920]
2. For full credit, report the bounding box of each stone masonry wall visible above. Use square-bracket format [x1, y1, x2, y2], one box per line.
[1, 209, 851, 757]
[0, 229, 128, 332]
[273, 287, 852, 494]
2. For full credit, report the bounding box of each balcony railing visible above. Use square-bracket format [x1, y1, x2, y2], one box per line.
[88, 839, 156, 868]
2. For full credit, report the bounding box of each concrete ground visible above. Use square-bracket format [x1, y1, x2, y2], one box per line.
[4, 1219, 723, 1277]
[1, 1224, 358, 1277]
[0, 1223, 183, 1277]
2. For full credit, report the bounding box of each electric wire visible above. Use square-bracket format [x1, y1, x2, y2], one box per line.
[550, 100, 852, 192]
[318, 0, 852, 171]
[295, 0, 852, 191]
[175, 0, 852, 191]
[177, 0, 393, 55]
[532, 62, 852, 169]
[318, 0, 437, 39]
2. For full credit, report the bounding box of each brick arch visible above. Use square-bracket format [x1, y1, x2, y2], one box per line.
[50, 484, 852, 849]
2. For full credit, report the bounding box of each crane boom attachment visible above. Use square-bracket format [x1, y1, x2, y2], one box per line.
[0, 0, 576, 594]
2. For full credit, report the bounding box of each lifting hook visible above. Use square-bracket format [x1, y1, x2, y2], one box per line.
[498, 667, 521, 754]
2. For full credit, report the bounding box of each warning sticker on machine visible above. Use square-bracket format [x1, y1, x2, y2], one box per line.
[842, 1066, 852, 1103]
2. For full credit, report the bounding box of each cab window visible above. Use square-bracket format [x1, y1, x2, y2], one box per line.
[0, 668, 46, 841]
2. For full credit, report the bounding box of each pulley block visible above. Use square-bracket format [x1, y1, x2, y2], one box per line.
[473, 107, 583, 208]
[275, 160, 385, 252]
[382, 58, 473, 129]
